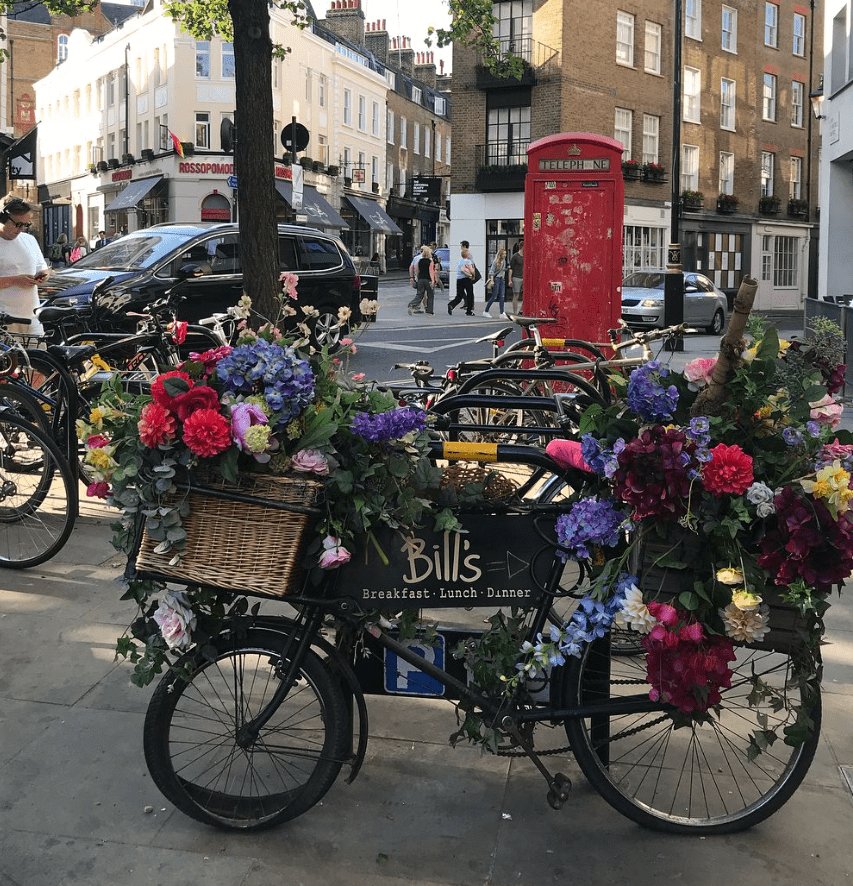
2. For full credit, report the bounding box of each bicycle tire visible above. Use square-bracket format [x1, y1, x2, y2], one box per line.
[562, 633, 820, 834]
[0, 410, 77, 568]
[0, 382, 52, 435]
[143, 627, 350, 831]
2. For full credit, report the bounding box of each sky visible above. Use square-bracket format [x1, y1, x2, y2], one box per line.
[359, 0, 453, 73]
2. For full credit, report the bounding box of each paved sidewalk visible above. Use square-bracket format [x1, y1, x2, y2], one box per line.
[3, 314, 853, 886]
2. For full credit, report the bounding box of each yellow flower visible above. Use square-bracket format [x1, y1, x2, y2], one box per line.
[731, 590, 762, 611]
[85, 447, 116, 473]
[801, 460, 853, 518]
[716, 567, 744, 586]
[89, 406, 105, 428]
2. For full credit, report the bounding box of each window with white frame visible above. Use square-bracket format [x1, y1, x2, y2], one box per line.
[791, 80, 804, 126]
[306, 70, 312, 102]
[763, 73, 777, 121]
[424, 125, 431, 158]
[614, 108, 633, 157]
[765, 3, 778, 48]
[684, 67, 701, 122]
[372, 100, 380, 136]
[343, 89, 352, 126]
[317, 134, 329, 165]
[616, 11, 634, 66]
[790, 156, 803, 199]
[446, 136, 451, 165]
[623, 226, 666, 272]
[642, 114, 659, 164]
[319, 75, 326, 108]
[681, 144, 699, 191]
[436, 131, 442, 162]
[435, 95, 446, 116]
[196, 41, 210, 78]
[793, 12, 806, 55]
[358, 152, 366, 182]
[386, 161, 394, 190]
[761, 235, 772, 281]
[720, 78, 736, 130]
[272, 57, 279, 89]
[645, 22, 662, 74]
[774, 236, 798, 287]
[686, 0, 702, 39]
[107, 76, 116, 107]
[721, 5, 737, 52]
[58, 34, 68, 63]
[400, 116, 408, 148]
[761, 151, 775, 196]
[222, 42, 235, 78]
[387, 110, 394, 144]
[355, 96, 364, 131]
[195, 112, 210, 149]
[412, 86, 422, 105]
[413, 122, 420, 154]
[719, 151, 734, 194]
[372, 156, 379, 186]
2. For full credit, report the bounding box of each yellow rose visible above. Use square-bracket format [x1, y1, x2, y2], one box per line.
[731, 590, 762, 611]
[716, 567, 744, 585]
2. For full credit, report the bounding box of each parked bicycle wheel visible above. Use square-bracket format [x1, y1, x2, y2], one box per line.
[0, 409, 77, 568]
[144, 627, 350, 831]
[563, 633, 820, 834]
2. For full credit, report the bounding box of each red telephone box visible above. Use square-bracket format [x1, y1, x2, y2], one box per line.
[523, 133, 624, 344]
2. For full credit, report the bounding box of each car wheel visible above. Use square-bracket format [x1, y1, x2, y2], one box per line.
[706, 308, 725, 335]
[311, 308, 348, 352]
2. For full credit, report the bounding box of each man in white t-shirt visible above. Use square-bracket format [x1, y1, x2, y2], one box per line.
[0, 196, 49, 335]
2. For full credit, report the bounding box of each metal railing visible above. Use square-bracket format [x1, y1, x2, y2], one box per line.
[475, 141, 530, 169]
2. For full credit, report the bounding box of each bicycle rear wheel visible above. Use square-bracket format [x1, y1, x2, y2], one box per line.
[144, 627, 350, 831]
[563, 633, 820, 833]
[0, 410, 77, 568]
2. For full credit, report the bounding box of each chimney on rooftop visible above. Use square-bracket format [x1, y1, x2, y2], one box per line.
[365, 17, 388, 63]
[325, 0, 365, 45]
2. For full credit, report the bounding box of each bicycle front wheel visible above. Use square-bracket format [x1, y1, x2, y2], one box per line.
[0, 411, 77, 568]
[143, 627, 350, 831]
[563, 634, 820, 834]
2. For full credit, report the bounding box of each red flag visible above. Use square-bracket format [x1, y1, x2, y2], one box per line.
[169, 130, 185, 158]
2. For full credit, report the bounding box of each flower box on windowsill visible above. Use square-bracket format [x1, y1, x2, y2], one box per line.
[788, 199, 809, 219]
[716, 195, 739, 215]
[643, 163, 666, 183]
[622, 162, 643, 181]
[759, 196, 781, 216]
[682, 191, 704, 212]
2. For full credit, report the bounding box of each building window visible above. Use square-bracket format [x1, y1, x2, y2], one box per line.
[386, 161, 394, 190]
[305, 70, 312, 102]
[222, 42, 235, 78]
[685, 0, 702, 39]
[412, 86, 422, 105]
[790, 156, 803, 199]
[684, 67, 701, 123]
[195, 41, 210, 78]
[761, 235, 772, 281]
[720, 78, 736, 130]
[763, 73, 777, 121]
[195, 112, 210, 149]
[792, 12, 806, 55]
[343, 89, 352, 126]
[372, 155, 379, 186]
[446, 136, 451, 166]
[644, 21, 661, 74]
[616, 11, 635, 67]
[57, 34, 69, 63]
[413, 122, 420, 154]
[642, 114, 659, 164]
[774, 236, 798, 287]
[494, 0, 533, 58]
[372, 100, 380, 137]
[624, 226, 666, 272]
[614, 107, 633, 158]
[761, 151, 775, 196]
[681, 144, 699, 191]
[387, 110, 394, 144]
[487, 105, 531, 165]
[272, 58, 279, 89]
[435, 131, 442, 163]
[765, 3, 778, 48]
[721, 6, 737, 52]
[435, 95, 446, 116]
[319, 75, 326, 108]
[316, 134, 329, 165]
[719, 151, 734, 195]
[358, 95, 366, 131]
[424, 125, 431, 159]
[791, 81, 804, 126]
[400, 116, 408, 147]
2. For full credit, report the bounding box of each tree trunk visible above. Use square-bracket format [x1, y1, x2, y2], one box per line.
[229, 0, 280, 323]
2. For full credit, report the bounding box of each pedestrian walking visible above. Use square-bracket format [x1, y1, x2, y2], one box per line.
[448, 245, 476, 316]
[48, 232, 70, 268]
[68, 236, 88, 263]
[483, 247, 509, 319]
[408, 245, 437, 315]
[0, 196, 49, 335]
[509, 241, 524, 315]
[94, 230, 110, 249]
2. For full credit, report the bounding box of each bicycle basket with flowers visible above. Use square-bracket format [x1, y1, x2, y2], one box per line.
[77, 275, 457, 685]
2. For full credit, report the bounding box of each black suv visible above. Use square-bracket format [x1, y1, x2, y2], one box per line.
[39, 222, 363, 348]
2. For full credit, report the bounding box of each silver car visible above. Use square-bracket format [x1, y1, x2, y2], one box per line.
[621, 270, 728, 334]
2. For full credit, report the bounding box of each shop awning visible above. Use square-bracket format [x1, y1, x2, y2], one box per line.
[104, 176, 164, 212]
[275, 182, 348, 229]
[344, 195, 402, 235]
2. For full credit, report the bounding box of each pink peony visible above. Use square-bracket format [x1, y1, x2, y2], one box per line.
[291, 448, 330, 475]
[182, 408, 232, 458]
[318, 535, 351, 569]
[86, 434, 111, 449]
[683, 357, 717, 389]
[86, 481, 110, 499]
[172, 385, 221, 421]
[230, 402, 269, 451]
[138, 402, 178, 447]
[702, 443, 754, 496]
[810, 394, 843, 429]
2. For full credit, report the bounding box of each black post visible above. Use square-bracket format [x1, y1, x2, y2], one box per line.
[664, 0, 685, 348]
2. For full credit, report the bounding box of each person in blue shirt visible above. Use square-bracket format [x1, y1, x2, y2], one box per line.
[448, 246, 475, 316]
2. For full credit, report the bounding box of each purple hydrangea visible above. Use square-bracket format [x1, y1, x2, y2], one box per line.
[555, 497, 626, 560]
[581, 434, 624, 478]
[783, 427, 804, 446]
[350, 407, 427, 442]
[626, 361, 679, 422]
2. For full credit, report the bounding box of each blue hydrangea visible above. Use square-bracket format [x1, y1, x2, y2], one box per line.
[555, 497, 626, 560]
[783, 427, 804, 446]
[581, 434, 625, 478]
[350, 407, 427, 442]
[626, 360, 679, 422]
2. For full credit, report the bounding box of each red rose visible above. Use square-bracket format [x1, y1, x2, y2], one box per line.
[151, 370, 193, 410]
[702, 443, 753, 496]
[182, 408, 232, 458]
[138, 401, 177, 447]
[172, 385, 221, 421]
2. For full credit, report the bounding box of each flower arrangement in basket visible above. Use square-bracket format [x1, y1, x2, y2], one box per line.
[520, 283, 850, 751]
[77, 275, 457, 685]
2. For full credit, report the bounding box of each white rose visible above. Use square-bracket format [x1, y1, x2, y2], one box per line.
[153, 590, 197, 651]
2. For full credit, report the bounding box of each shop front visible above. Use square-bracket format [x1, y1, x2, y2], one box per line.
[341, 194, 402, 268]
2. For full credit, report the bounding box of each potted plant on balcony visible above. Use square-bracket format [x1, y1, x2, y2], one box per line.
[326, 164, 340, 177]
[788, 198, 809, 218]
[299, 155, 314, 169]
[643, 162, 666, 182]
[716, 193, 739, 214]
[759, 195, 781, 215]
[281, 152, 292, 166]
[682, 189, 704, 211]
[622, 158, 642, 181]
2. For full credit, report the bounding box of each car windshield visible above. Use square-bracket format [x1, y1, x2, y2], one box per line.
[623, 272, 665, 290]
[435, 249, 449, 264]
[67, 233, 193, 271]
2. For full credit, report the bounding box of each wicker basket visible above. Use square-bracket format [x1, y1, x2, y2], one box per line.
[134, 473, 323, 598]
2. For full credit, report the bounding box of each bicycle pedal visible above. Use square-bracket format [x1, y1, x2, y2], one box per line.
[546, 772, 572, 810]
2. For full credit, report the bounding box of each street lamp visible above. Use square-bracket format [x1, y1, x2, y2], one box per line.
[809, 77, 825, 120]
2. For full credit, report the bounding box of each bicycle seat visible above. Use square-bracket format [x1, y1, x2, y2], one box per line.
[475, 326, 514, 344]
[511, 315, 559, 328]
[47, 343, 98, 365]
[37, 305, 90, 325]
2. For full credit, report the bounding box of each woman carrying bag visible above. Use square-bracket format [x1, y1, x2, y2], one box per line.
[482, 247, 509, 319]
[448, 246, 476, 316]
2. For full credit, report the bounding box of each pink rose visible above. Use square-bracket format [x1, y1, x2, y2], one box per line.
[683, 357, 717, 389]
[318, 536, 351, 569]
[172, 385, 221, 421]
[292, 449, 330, 475]
[810, 394, 843, 429]
[351, 372, 366, 382]
[86, 434, 111, 449]
[152, 591, 197, 651]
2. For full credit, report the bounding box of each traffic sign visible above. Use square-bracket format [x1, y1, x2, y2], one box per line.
[384, 637, 446, 696]
[227, 174, 238, 189]
[281, 122, 310, 153]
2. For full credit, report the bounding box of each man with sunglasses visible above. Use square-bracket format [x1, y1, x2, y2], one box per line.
[0, 196, 48, 334]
